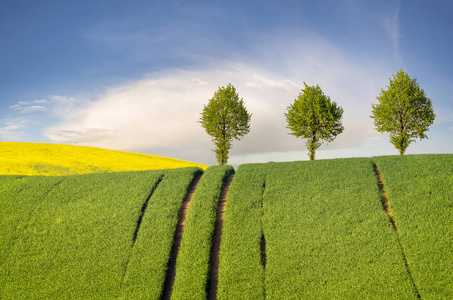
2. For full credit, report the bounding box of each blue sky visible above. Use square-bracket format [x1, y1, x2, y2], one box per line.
[1, 0, 452, 165]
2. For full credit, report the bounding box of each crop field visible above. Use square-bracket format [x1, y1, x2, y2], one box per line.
[0, 167, 202, 299]
[119, 167, 202, 299]
[373, 155, 453, 299]
[262, 159, 417, 299]
[1, 152, 452, 299]
[0, 142, 207, 176]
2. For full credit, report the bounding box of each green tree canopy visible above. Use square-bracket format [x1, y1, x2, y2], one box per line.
[285, 82, 344, 160]
[199, 84, 251, 165]
[371, 69, 436, 155]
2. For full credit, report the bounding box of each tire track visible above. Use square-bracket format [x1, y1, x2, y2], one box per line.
[161, 172, 203, 300]
[207, 172, 235, 300]
[260, 180, 267, 298]
[372, 163, 397, 231]
[120, 175, 165, 290]
[372, 162, 421, 299]
[132, 175, 165, 244]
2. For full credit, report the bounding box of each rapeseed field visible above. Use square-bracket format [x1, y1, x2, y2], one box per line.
[0, 141, 207, 175]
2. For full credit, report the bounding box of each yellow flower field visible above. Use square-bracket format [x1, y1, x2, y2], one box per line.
[0, 141, 207, 176]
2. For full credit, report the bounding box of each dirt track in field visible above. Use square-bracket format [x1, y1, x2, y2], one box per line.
[372, 162, 421, 298]
[161, 173, 202, 300]
[208, 172, 235, 300]
[372, 163, 397, 232]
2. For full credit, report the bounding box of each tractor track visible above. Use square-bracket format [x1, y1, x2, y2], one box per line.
[161, 172, 203, 300]
[207, 172, 235, 300]
[372, 162, 421, 299]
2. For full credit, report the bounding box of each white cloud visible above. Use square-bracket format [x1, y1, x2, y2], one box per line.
[44, 35, 394, 164]
[8, 96, 77, 115]
[10, 100, 48, 114]
[0, 118, 28, 140]
[34, 99, 49, 104]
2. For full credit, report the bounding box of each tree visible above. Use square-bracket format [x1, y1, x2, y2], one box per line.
[371, 69, 436, 155]
[199, 83, 251, 165]
[285, 82, 344, 160]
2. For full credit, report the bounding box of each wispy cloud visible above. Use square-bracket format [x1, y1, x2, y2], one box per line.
[10, 100, 48, 114]
[0, 118, 28, 141]
[9, 96, 78, 115]
[381, 5, 401, 58]
[4, 96, 81, 142]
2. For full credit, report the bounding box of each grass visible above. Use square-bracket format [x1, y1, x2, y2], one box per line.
[171, 165, 234, 299]
[0, 175, 64, 267]
[0, 167, 204, 299]
[373, 154, 453, 299]
[119, 167, 203, 299]
[1, 151, 452, 299]
[0, 170, 165, 299]
[0, 141, 207, 176]
[262, 158, 417, 299]
[217, 163, 266, 300]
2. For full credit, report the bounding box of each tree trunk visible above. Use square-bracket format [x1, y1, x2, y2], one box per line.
[399, 117, 405, 156]
[309, 132, 316, 160]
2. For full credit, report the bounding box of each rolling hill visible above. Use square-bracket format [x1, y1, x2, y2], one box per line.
[1, 144, 451, 299]
[0, 141, 207, 175]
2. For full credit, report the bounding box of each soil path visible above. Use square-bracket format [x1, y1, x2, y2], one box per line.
[372, 162, 421, 298]
[161, 173, 203, 300]
[208, 172, 235, 300]
[372, 163, 397, 231]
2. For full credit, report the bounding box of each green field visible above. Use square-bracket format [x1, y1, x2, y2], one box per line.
[373, 155, 453, 299]
[1, 154, 452, 299]
[262, 159, 416, 299]
[0, 168, 201, 299]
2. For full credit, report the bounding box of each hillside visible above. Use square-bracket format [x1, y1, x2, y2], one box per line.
[0, 142, 207, 175]
[1, 154, 452, 299]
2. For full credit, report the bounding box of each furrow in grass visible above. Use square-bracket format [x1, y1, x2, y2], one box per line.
[120, 174, 165, 290]
[260, 233, 267, 268]
[161, 172, 203, 300]
[373, 155, 453, 299]
[132, 175, 165, 244]
[372, 161, 421, 298]
[208, 171, 235, 300]
[372, 162, 397, 231]
[398, 242, 422, 299]
[1, 170, 166, 299]
[263, 159, 417, 299]
[217, 164, 266, 300]
[261, 181, 267, 270]
[118, 167, 203, 300]
[171, 165, 234, 300]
